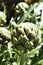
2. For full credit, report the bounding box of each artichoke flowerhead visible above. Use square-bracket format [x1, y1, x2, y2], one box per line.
[0, 11, 6, 26]
[0, 27, 11, 43]
[15, 2, 29, 17]
[12, 22, 41, 49]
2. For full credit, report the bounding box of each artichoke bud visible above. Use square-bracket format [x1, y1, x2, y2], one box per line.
[13, 22, 41, 48]
[15, 2, 29, 16]
[0, 27, 11, 43]
[0, 11, 6, 26]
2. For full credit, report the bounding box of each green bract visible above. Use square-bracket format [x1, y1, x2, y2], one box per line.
[0, 11, 6, 26]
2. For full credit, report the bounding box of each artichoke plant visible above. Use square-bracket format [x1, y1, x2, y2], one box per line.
[0, 1, 43, 65]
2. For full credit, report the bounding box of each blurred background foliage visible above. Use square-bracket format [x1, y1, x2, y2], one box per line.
[0, 0, 43, 65]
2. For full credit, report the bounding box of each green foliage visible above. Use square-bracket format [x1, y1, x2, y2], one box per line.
[0, 1, 43, 65]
